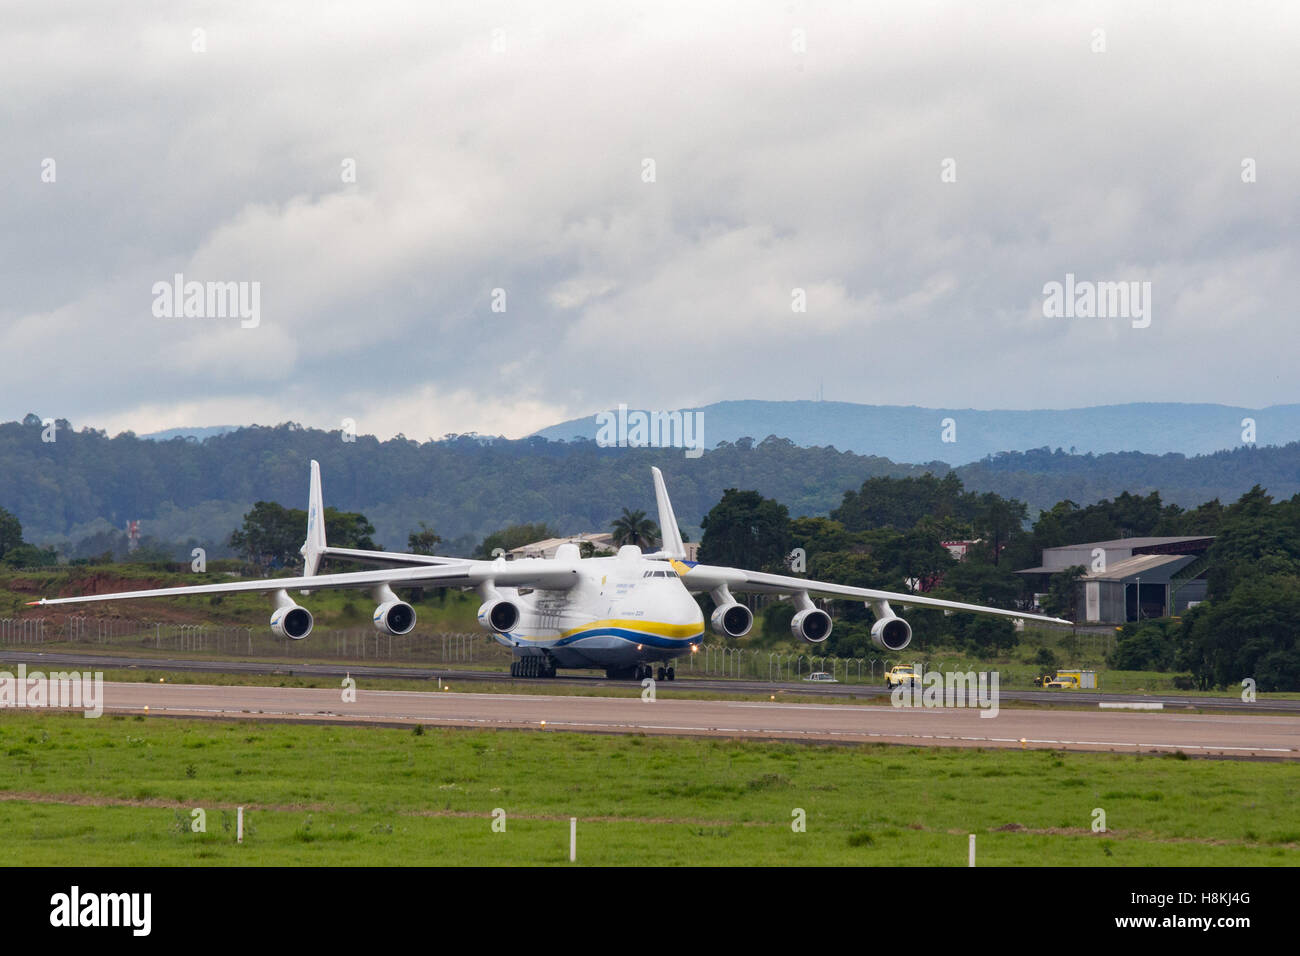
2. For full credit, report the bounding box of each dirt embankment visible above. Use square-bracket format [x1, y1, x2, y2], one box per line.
[6, 570, 215, 624]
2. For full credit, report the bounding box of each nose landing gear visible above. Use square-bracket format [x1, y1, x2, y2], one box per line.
[509, 655, 557, 678]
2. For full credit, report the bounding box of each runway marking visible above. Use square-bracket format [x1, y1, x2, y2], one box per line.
[112, 704, 1296, 753]
[1100, 702, 1163, 710]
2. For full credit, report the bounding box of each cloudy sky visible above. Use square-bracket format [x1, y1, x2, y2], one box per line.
[2, 1, 1297, 441]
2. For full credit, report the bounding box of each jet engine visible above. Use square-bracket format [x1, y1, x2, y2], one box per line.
[710, 602, 753, 638]
[871, 615, 913, 651]
[270, 603, 313, 640]
[790, 608, 832, 644]
[373, 600, 417, 636]
[477, 598, 521, 634]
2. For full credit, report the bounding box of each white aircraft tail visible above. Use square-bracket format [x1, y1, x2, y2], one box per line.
[301, 460, 327, 576]
[651, 466, 686, 560]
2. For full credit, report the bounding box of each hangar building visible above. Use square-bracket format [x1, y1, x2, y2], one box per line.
[1017, 536, 1213, 624]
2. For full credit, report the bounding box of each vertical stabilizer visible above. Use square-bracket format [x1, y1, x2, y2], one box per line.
[300, 460, 327, 577]
[651, 466, 686, 560]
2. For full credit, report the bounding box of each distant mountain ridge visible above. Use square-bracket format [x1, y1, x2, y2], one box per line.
[141, 426, 238, 442]
[531, 400, 1298, 464]
[3, 419, 1298, 558]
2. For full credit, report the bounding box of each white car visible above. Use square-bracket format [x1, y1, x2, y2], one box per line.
[803, 671, 839, 683]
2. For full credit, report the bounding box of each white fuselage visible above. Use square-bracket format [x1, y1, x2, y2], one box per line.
[479, 549, 705, 670]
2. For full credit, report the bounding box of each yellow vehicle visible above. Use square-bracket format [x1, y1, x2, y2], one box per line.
[1036, 669, 1098, 690]
[885, 665, 921, 689]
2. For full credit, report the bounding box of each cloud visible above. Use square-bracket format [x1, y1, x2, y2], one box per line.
[3, 1, 1298, 438]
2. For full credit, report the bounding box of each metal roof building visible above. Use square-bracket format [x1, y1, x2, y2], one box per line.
[1018, 536, 1213, 624]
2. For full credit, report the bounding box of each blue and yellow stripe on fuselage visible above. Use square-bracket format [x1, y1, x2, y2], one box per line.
[497, 617, 704, 665]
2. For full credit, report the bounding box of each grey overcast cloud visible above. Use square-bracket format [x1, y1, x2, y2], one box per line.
[2, 2, 1297, 441]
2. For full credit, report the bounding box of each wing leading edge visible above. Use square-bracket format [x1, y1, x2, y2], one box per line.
[27, 560, 578, 609]
[675, 562, 1069, 626]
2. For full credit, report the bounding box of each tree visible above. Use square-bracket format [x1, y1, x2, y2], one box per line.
[230, 502, 376, 568]
[0, 507, 23, 561]
[1180, 573, 1300, 691]
[699, 489, 791, 571]
[1042, 565, 1085, 620]
[939, 555, 1022, 608]
[872, 528, 955, 593]
[610, 508, 660, 550]
[951, 614, 1020, 655]
[1110, 619, 1179, 671]
[1204, 486, 1300, 600]
[229, 501, 304, 567]
[323, 508, 378, 550]
[973, 492, 1029, 565]
[832, 473, 970, 532]
[1, 542, 58, 568]
[407, 521, 442, 554]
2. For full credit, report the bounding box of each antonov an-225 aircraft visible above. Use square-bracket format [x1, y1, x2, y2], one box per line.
[29, 462, 1068, 680]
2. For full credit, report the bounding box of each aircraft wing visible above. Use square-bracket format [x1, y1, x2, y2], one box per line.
[27, 560, 579, 609]
[675, 562, 1070, 626]
[316, 546, 465, 568]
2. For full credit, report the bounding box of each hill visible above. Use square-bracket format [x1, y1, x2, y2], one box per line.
[2, 418, 1298, 558]
[532, 400, 1299, 465]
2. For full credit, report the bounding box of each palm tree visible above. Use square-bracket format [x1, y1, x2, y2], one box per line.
[611, 508, 660, 550]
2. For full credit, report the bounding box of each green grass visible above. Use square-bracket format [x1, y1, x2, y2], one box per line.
[0, 711, 1296, 865]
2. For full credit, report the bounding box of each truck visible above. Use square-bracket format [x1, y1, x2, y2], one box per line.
[884, 664, 921, 689]
[1034, 669, 1099, 689]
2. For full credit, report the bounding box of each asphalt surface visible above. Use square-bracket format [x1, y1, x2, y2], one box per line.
[39, 680, 1300, 758]
[2, 649, 1295, 713]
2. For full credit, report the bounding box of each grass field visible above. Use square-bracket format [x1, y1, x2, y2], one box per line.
[0, 711, 1296, 865]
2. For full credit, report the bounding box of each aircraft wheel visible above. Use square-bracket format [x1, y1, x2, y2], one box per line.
[667, 667, 675, 681]
[656, 667, 666, 681]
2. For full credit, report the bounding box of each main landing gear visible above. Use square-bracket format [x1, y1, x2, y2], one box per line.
[604, 664, 676, 681]
[510, 656, 556, 678]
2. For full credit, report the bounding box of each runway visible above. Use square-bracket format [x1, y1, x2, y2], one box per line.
[5, 650, 1295, 712]
[65, 681, 1300, 758]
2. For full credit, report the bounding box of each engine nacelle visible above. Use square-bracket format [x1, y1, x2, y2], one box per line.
[871, 616, 913, 651]
[373, 600, 417, 636]
[710, 602, 753, 638]
[270, 604, 313, 640]
[791, 608, 832, 644]
[477, 598, 521, 634]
